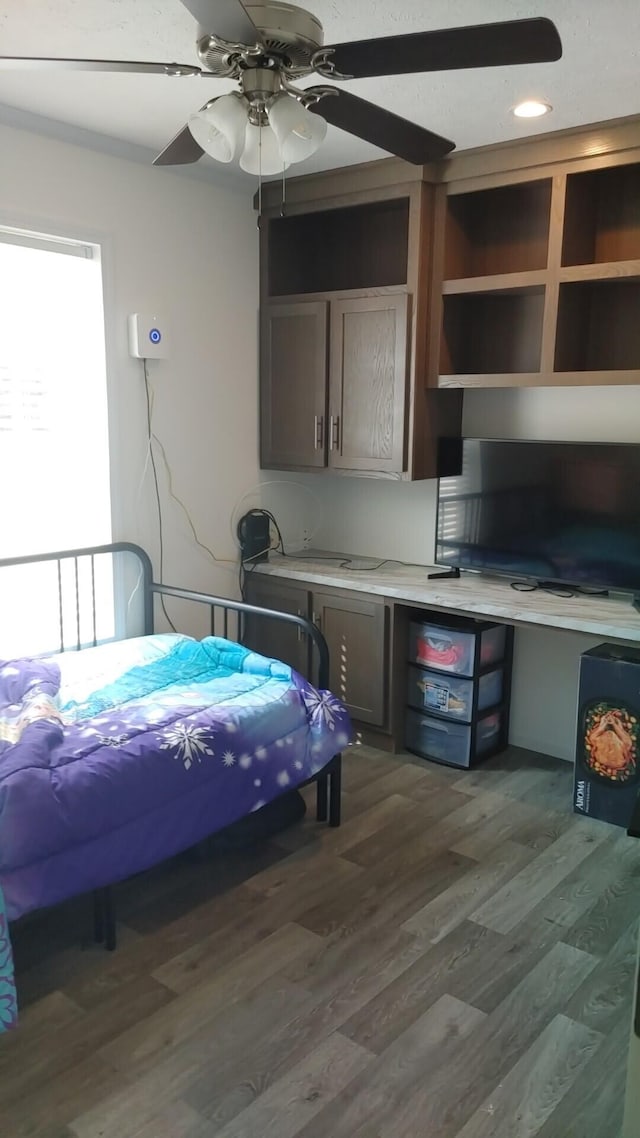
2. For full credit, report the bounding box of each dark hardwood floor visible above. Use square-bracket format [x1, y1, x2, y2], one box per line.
[1, 745, 638, 1138]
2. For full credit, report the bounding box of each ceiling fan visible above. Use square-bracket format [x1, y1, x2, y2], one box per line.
[0, 1, 562, 174]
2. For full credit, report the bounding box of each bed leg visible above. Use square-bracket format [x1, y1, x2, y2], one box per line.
[93, 889, 105, 944]
[329, 754, 342, 827]
[94, 887, 117, 951]
[103, 887, 117, 951]
[316, 773, 329, 822]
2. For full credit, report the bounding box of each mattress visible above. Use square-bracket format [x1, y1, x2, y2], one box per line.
[0, 633, 350, 920]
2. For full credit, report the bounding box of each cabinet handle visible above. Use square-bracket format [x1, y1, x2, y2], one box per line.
[329, 414, 340, 451]
[312, 611, 321, 630]
[313, 415, 324, 450]
[297, 608, 304, 642]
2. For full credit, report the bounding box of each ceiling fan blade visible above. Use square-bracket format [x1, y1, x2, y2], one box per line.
[0, 55, 204, 75]
[323, 17, 562, 80]
[309, 90, 454, 165]
[177, 0, 263, 45]
[153, 125, 205, 166]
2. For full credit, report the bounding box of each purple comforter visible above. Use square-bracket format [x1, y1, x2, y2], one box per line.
[0, 634, 351, 921]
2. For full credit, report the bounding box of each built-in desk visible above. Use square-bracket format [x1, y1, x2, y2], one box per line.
[257, 553, 640, 645]
[251, 553, 640, 757]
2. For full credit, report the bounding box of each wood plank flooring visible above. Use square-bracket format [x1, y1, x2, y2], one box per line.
[1, 744, 638, 1138]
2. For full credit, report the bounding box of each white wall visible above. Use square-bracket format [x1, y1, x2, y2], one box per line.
[0, 121, 259, 635]
[276, 386, 640, 760]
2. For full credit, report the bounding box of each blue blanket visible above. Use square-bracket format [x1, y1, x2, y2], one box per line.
[0, 887, 17, 1033]
[0, 634, 350, 927]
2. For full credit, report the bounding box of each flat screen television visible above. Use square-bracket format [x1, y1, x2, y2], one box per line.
[435, 439, 640, 597]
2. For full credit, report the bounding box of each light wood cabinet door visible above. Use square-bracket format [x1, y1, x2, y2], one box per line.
[311, 590, 387, 726]
[243, 576, 310, 677]
[328, 293, 409, 474]
[260, 301, 328, 469]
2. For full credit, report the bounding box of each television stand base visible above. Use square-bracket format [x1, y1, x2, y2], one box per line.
[428, 567, 461, 581]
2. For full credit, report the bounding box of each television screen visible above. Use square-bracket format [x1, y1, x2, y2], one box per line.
[435, 439, 640, 595]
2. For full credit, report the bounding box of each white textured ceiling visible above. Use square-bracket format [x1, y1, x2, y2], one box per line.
[0, 0, 639, 181]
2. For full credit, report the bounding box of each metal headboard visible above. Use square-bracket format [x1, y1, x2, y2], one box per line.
[0, 542, 329, 688]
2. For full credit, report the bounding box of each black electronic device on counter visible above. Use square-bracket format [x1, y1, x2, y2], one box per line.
[237, 510, 271, 564]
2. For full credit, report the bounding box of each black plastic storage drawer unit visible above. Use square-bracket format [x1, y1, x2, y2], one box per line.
[405, 612, 513, 769]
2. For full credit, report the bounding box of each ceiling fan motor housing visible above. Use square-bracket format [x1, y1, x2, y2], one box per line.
[198, 1, 324, 72]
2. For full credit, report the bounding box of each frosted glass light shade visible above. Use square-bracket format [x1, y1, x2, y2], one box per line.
[268, 94, 327, 163]
[239, 121, 289, 175]
[188, 94, 247, 163]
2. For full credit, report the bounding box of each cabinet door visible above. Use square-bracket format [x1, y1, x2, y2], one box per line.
[312, 590, 387, 726]
[328, 293, 409, 473]
[260, 301, 328, 469]
[243, 576, 310, 677]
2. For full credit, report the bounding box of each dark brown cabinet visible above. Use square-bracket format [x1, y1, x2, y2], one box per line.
[259, 173, 462, 480]
[260, 301, 327, 469]
[260, 290, 410, 475]
[244, 575, 388, 729]
[242, 576, 310, 676]
[329, 293, 409, 473]
[311, 590, 387, 726]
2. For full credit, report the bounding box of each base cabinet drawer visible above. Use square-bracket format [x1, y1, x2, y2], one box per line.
[405, 707, 503, 769]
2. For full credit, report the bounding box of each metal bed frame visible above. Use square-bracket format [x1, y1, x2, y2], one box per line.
[0, 542, 342, 950]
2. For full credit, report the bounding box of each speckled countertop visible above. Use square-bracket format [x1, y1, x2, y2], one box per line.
[256, 551, 640, 645]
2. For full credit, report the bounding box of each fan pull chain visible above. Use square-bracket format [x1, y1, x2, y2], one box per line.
[280, 165, 286, 217]
[256, 122, 263, 228]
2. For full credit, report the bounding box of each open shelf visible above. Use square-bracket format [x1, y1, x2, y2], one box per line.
[267, 198, 410, 296]
[440, 287, 545, 376]
[442, 269, 547, 295]
[559, 259, 640, 283]
[562, 162, 640, 266]
[555, 279, 640, 372]
[444, 179, 552, 280]
[438, 370, 640, 388]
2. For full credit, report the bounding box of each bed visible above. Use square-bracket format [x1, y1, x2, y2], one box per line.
[0, 543, 348, 1020]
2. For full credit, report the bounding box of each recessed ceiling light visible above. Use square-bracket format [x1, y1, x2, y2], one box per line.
[512, 100, 553, 119]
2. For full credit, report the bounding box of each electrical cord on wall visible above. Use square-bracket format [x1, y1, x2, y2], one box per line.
[150, 430, 236, 571]
[141, 360, 239, 627]
[143, 359, 177, 632]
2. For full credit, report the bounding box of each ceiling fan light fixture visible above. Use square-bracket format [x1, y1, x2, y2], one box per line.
[188, 93, 247, 162]
[268, 92, 327, 163]
[239, 120, 290, 176]
[512, 99, 552, 118]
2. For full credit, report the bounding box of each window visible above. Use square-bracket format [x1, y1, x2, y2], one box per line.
[0, 226, 114, 654]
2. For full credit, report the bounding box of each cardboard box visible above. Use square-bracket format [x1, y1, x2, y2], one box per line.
[574, 643, 640, 828]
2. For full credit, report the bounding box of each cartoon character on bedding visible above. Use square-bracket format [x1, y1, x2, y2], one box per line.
[0, 657, 62, 745]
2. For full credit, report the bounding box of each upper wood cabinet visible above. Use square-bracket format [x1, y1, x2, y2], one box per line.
[260, 300, 327, 469]
[328, 293, 409, 474]
[260, 291, 409, 474]
[258, 174, 462, 481]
